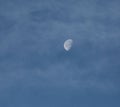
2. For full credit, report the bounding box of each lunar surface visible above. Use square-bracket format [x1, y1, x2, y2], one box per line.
[64, 39, 73, 51]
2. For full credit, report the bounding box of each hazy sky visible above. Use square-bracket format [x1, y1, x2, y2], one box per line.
[0, 0, 120, 107]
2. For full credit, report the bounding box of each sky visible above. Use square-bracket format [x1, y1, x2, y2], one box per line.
[0, 0, 120, 107]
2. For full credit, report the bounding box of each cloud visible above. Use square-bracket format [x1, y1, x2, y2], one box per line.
[0, 0, 120, 94]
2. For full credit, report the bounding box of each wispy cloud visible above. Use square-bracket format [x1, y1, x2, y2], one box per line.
[0, 0, 120, 94]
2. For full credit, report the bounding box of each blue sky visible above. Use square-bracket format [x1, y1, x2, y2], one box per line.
[0, 0, 120, 107]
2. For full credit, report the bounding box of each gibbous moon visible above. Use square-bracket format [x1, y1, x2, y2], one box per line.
[64, 39, 73, 51]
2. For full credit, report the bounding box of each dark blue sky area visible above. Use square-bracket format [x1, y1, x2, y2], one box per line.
[0, 0, 120, 107]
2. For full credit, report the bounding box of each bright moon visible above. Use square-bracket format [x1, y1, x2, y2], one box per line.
[64, 39, 73, 51]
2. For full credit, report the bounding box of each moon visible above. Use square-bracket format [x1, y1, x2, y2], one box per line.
[64, 39, 73, 51]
